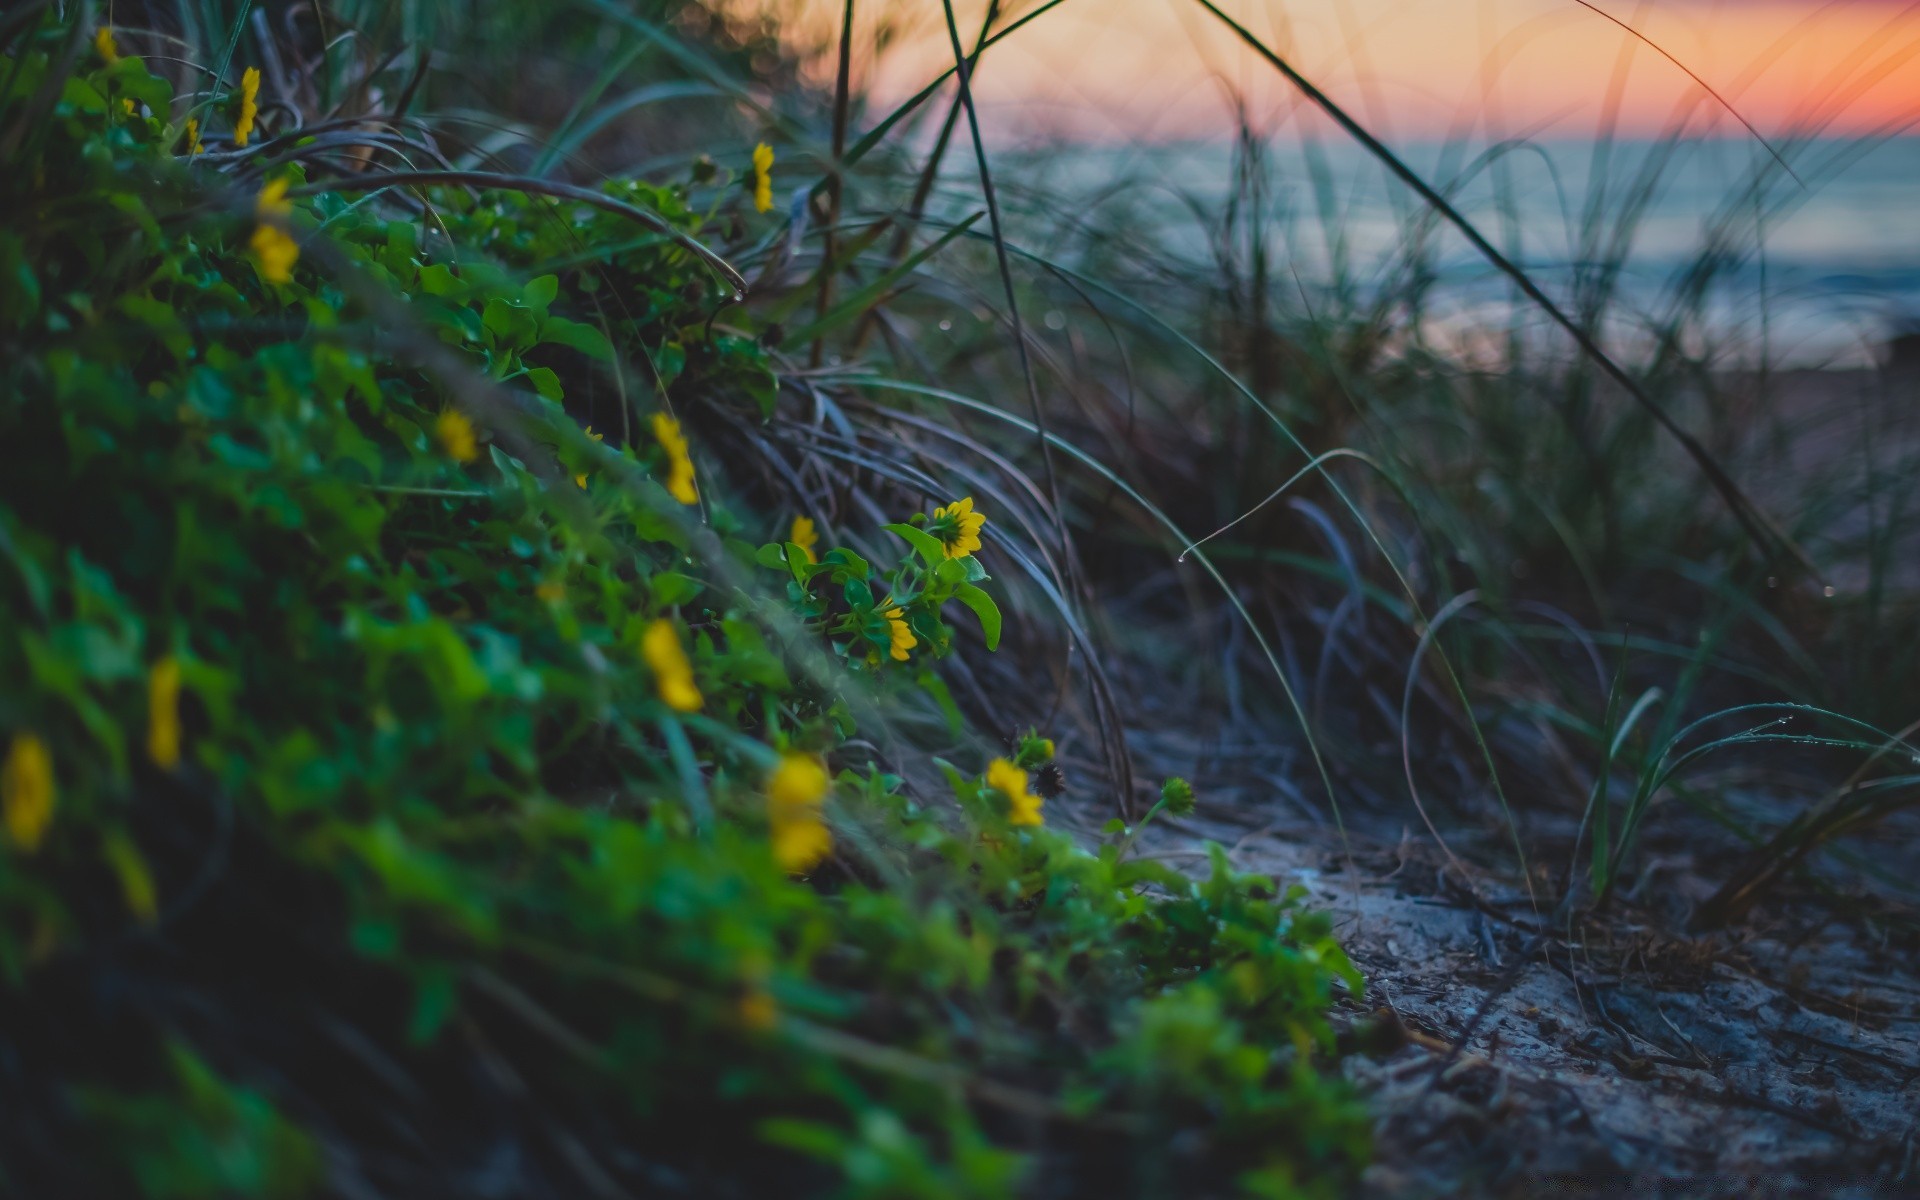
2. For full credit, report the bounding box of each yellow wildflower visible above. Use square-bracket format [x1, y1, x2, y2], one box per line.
[751, 142, 775, 214]
[986, 757, 1044, 827]
[183, 118, 204, 155]
[535, 581, 566, 604]
[789, 515, 819, 564]
[95, 27, 120, 64]
[249, 228, 297, 282]
[257, 177, 292, 217]
[651, 412, 698, 505]
[642, 618, 702, 712]
[573, 426, 606, 489]
[234, 66, 260, 147]
[928, 496, 985, 558]
[738, 988, 778, 1031]
[767, 753, 831, 872]
[251, 178, 298, 283]
[147, 656, 182, 770]
[2, 734, 55, 853]
[435, 409, 479, 463]
[882, 607, 916, 663]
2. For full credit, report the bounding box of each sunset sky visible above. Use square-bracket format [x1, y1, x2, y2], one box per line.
[760, 0, 1920, 142]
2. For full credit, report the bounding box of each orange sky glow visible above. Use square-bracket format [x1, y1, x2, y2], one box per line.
[750, 0, 1920, 141]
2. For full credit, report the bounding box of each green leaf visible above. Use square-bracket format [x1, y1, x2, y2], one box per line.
[540, 315, 614, 360]
[953, 583, 1001, 651]
[822, 548, 870, 581]
[523, 273, 559, 312]
[419, 263, 459, 296]
[525, 366, 563, 401]
[884, 523, 946, 568]
[651, 572, 700, 606]
[489, 445, 526, 476]
[381, 221, 419, 278]
[917, 670, 964, 736]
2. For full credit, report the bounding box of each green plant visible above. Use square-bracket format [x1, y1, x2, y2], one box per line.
[0, 16, 1369, 1197]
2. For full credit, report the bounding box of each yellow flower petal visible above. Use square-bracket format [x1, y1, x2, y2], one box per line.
[768, 753, 829, 809]
[789, 515, 819, 564]
[256, 177, 292, 217]
[768, 754, 831, 872]
[986, 757, 1044, 827]
[751, 142, 775, 214]
[2, 734, 56, 853]
[930, 496, 986, 558]
[882, 607, 916, 663]
[650, 412, 698, 505]
[249, 179, 298, 282]
[95, 27, 120, 64]
[249, 223, 298, 284]
[147, 656, 182, 770]
[642, 618, 702, 712]
[235, 66, 260, 147]
[738, 988, 779, 1031]
[435, 410, 479, 463]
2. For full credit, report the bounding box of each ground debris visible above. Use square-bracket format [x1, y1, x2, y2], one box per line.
[1172, 814, 1920, 1197]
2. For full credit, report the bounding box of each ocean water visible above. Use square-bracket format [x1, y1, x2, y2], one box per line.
[986, 133, 1920, 367]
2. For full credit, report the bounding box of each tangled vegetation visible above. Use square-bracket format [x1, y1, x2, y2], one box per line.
[0, 12, 1373, 1198]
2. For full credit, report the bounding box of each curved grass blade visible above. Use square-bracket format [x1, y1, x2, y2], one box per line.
[938, 0, 1063, 542]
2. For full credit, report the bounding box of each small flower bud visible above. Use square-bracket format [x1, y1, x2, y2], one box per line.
[1160, 777, 1195, 817]
[1013, 730, 1054, 769]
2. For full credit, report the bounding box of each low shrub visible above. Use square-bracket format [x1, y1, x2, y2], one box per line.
[0, 25, 1368, 1198]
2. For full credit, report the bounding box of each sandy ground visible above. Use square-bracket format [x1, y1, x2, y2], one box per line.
[1142, 807, 1920, 1197]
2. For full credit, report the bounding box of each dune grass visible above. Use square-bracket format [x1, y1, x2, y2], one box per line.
[5, 0, 1919, 1195]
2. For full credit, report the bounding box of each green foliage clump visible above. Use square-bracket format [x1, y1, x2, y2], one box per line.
[0, 27, 1368, 1198]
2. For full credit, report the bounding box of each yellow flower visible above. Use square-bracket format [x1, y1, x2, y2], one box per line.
[882, 607, 916, 663]
[250, 225, 297, 283]
[183, 118, 204, 156]
[986, 757, 1044, 827]
[147, 656, 182, 770]
[767, 753, 831, 872]
[234, 66, 260, 147]
[435, 409, 479, 462]
[2, 734, 55, 853]
[642, 618, 702, 712]
[573, 426, 606, 489]
[651, 412, 698, 505]
[95, 27, 120, 64]
[257, 177, 292, 216]
[251, 178, 297, 283]
[928, 496, 985, 558]
[751, 142, 775, 214]
[535, 581, 566, 604]
[789, 515, 819, 564]
[738, 988, 779, 1031]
